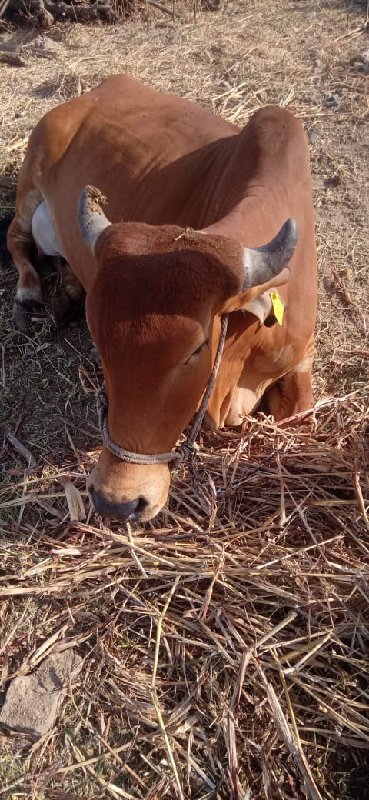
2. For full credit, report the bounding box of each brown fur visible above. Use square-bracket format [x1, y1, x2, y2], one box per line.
[8, 74, 317, 520]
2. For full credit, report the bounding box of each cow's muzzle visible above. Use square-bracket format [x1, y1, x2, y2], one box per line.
[90, 489, 147, 522]
[87, 456, 171, 523]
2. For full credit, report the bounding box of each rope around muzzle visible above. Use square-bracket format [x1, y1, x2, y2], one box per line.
[96, 315, 229, 467]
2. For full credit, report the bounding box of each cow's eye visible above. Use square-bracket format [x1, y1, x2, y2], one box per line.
[184, 339, 209, 365]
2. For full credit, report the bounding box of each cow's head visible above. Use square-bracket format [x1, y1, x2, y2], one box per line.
[78, 187, 296, 523]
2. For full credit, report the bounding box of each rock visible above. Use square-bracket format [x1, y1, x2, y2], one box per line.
[324, 172, 341, 189]
[25, 34, 62, 58]
[324, 93, 340, 109]
[200, 0, 221, 8]
[29, 34, 61, 51]
[0, 50, 27, 67]
[307, 126, 320, 145]
[352, 49, 369, 73]
[0, 650, 82, 739]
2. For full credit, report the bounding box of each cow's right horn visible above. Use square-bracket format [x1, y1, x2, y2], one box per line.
[243, 218, 298, 288]
[78, 185, 111, 254]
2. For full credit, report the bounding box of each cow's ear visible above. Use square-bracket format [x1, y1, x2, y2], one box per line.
[241, 290, 273, 324]
[219, 266, 290, 314]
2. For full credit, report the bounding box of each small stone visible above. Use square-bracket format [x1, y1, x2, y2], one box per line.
[352, 49, 369, 73]
[0, 650, 82, 739]
[200, 0, 221, 9]
[307, 126, 320, 145]
[324, 93, 340, 109]
[324, 172, 341, 189]
[26, 35, 62, 56]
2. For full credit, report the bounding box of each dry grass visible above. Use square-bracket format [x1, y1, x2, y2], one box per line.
[1, 396, 369, 799]
[0, 1, 369, 798]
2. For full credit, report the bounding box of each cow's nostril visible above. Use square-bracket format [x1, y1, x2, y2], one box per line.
[136, 496, 148, 515]
[90, 489, 147, 522]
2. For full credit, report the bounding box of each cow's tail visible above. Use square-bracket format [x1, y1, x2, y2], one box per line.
[0, 213, 14, 270]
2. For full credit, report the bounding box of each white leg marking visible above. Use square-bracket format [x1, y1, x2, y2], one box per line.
[16, 286, 42, 303]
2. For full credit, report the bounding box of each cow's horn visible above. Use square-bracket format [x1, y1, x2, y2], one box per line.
[243, 218, 298, 288]
[78, 185, 111, 254]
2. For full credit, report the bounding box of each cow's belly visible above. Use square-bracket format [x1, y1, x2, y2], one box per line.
[32, 201, 64, 258]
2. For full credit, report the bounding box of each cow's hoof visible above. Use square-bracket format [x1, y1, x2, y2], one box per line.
[12, 299, 45, 331]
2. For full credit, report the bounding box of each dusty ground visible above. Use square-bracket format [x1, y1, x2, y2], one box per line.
[0, 1, 368, 799]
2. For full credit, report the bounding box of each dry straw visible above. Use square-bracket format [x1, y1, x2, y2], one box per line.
[0, 0, 368, 797]
[1, 393, 368, 797]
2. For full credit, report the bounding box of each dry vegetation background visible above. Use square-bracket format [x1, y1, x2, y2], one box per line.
[0, 1, 369, 798]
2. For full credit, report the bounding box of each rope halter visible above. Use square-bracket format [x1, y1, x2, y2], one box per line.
[96, 315, 229, 466]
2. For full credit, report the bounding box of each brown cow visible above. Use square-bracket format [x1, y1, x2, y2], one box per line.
[8, 75, 317, 522]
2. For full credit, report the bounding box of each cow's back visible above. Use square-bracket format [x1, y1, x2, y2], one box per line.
[24, 75, 238, 286]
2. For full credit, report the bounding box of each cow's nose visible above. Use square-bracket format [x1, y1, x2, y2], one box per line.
[90, 489, 146, 521]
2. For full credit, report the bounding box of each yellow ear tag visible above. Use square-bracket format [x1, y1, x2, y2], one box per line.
[270, 291, 285, 325]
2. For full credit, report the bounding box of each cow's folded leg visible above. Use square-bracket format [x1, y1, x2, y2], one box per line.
[11, 263, 44, 331]
[7, 201, 43, 331]
[53, 260, 85, 327]
[265, 350, 314, 422]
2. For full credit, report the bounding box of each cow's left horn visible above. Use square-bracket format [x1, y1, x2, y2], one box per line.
[243, 218, 298, 288]
[78, 185, 111, 254]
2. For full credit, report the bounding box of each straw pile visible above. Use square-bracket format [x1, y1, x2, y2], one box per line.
[0, 0, 368, 797]
[1, 395, 368, 798]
